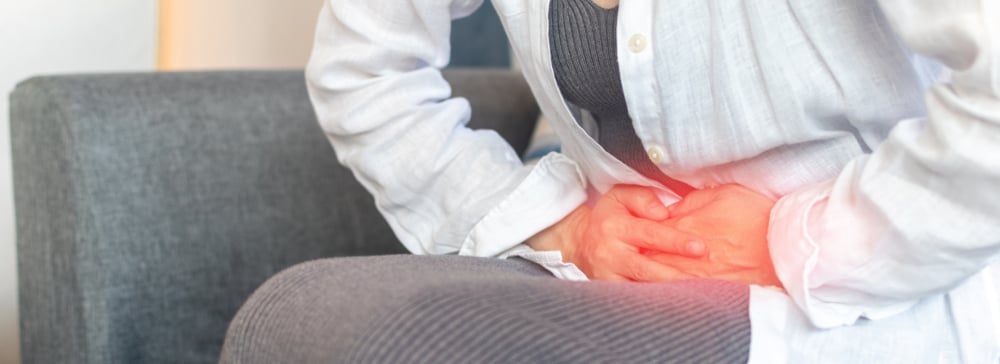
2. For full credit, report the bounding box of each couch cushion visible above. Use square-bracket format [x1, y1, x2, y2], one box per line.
[12, 69, 537, 364]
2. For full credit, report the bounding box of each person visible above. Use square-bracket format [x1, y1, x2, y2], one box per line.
[221, 0, 1000, 363]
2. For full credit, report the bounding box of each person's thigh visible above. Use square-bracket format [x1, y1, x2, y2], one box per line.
[220, 255, 750, 364]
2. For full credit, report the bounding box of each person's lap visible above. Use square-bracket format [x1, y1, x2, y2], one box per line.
[220, 255, 751, 364]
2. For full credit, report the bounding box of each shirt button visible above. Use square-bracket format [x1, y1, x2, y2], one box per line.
[628, 34, 648, 53]
[647, 146, 664, 164]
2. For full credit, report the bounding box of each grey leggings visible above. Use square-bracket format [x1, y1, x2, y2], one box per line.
[220, 255, 750, 364]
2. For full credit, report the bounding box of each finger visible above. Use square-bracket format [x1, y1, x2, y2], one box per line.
[619, 218, 707, 257]
[665, 188, 716, 217]
[646, 252, 713, 276]
[614, 247, 695, 282]
[607, 184, 670, 220]
[586, 265, 632, 282]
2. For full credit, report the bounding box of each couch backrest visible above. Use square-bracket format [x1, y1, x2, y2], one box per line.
[11, 69, 538, 364]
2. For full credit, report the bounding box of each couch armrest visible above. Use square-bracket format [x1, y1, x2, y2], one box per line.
[12, 69, 538, 364]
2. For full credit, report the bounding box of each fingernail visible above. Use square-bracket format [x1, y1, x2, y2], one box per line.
[686, 241, 706, 256]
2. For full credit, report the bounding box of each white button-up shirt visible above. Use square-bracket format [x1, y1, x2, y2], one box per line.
[306, 0, 1000, 362]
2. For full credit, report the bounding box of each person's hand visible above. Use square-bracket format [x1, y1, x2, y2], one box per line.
[527, 185, 708, 281]
[646, 184, 783, 287]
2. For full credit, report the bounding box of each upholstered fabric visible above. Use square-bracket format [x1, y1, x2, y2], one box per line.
[11, 69, 538, 364]
[220, 255, 750, 364]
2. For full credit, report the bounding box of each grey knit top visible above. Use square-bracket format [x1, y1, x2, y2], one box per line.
[549, 0, 693, 194]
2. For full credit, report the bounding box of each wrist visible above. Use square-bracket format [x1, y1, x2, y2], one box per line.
[526, 203, 589, 254]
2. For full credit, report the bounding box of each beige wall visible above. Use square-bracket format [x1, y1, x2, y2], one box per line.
[159, 0, 326, 70]
[0, 3, 159, 364]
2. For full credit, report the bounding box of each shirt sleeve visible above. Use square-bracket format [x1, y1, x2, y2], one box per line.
[768, 0, 1000, 328]
[305, 0, 588, 257]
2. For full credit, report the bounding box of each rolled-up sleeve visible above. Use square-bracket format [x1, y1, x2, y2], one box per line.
[768, 0, 1000, 328]
[306, 0, 588, 256]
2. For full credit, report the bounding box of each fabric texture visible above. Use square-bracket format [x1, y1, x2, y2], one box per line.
[306, 0, 590, 259]
[309, 0, 1000, 361]
[11, 69, 539, 364]
[221, 255, 751, 364]
[549, 0, 693, 195]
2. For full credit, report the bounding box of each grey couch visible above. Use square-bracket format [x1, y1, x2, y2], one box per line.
[12, 69, 540, 363]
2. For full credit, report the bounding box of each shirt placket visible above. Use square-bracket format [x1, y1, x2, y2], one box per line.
[616, 0, 668, 166]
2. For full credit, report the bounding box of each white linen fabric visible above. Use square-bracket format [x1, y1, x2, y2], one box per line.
[306, 0, 1000, 362]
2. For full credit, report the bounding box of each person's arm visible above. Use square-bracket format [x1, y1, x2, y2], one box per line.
[768, 0, 1000, 328]
[308, 0, 709, 272]
[306, 0, 587, 256]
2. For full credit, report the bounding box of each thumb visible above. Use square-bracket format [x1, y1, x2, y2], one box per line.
[607, 184, 670, 220]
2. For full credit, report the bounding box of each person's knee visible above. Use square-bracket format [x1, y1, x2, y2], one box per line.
[219, 255, 547, 363]
[220, 258, 356, 363]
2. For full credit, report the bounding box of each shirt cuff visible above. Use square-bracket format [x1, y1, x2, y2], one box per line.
[459, 152, 588, 258]
[769, 179, 920, 328]
[768, 179, 861, 328]
[499, 244, 590, 281]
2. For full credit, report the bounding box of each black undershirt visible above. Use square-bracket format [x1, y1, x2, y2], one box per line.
[549, 0, 694, 195]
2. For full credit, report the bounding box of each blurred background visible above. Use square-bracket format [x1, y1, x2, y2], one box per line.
[0, 1, 510, 363]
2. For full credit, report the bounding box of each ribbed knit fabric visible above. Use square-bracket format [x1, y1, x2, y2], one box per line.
[220, 255, 751, 364]
[549, 0, 694, 195]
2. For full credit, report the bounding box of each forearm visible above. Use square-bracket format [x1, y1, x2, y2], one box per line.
[307, 0, 588, 256]
[768, 0, 1000, 328]
[526, 203, 589, 253]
